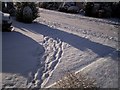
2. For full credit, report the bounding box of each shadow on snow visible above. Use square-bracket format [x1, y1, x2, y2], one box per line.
[2, 31, 45, 77]
[2, 20, 119, 77]
[14, 21, 118, 58]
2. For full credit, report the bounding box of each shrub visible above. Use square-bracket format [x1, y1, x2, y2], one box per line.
[39, 2, 48, 9]
[52, 72, 98, 89]
[0, 1, 2, 11]
[67, 6, 79, 14]
[84, 2, 94, 17]
[22, 6, 33, 23]
[15, 2, 38, 23]
[39, 2, 61, 10]
[2, 2, 15, 16]
[58, 2, 69, 12]
[112, 2, 120, 18]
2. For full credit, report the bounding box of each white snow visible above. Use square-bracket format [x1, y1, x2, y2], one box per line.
[2, 28, 44, 88]
[0, 31, 2, 89]
[2, 8, 119, 88]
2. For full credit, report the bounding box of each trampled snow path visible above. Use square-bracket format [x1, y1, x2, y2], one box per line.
[14, 27, 63, 88]
[33, 36, 63, 88]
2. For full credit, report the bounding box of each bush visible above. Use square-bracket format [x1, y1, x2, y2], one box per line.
[39, 2, 61, 10]
[112, 2, 120, 18]
[22, 6, 33, 23]
[84, 2, 115, 18]
[84, 2, 94, 17]
[2, 2, 15, 16]
[39, 2, 48, 9]
[52, 72, 98, 89]
[15, 2, 38, 23]
[58, 2, 70, 12]
[0, 2, 2, 11]
[67, 6, 79, 14]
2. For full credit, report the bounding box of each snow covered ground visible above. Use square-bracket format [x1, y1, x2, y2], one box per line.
[2, 8, 120, 88]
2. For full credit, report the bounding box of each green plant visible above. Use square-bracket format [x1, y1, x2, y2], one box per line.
[15, 2, 38, 23]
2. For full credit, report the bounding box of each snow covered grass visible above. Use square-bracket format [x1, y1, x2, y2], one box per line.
[2, 8, 119, 88]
